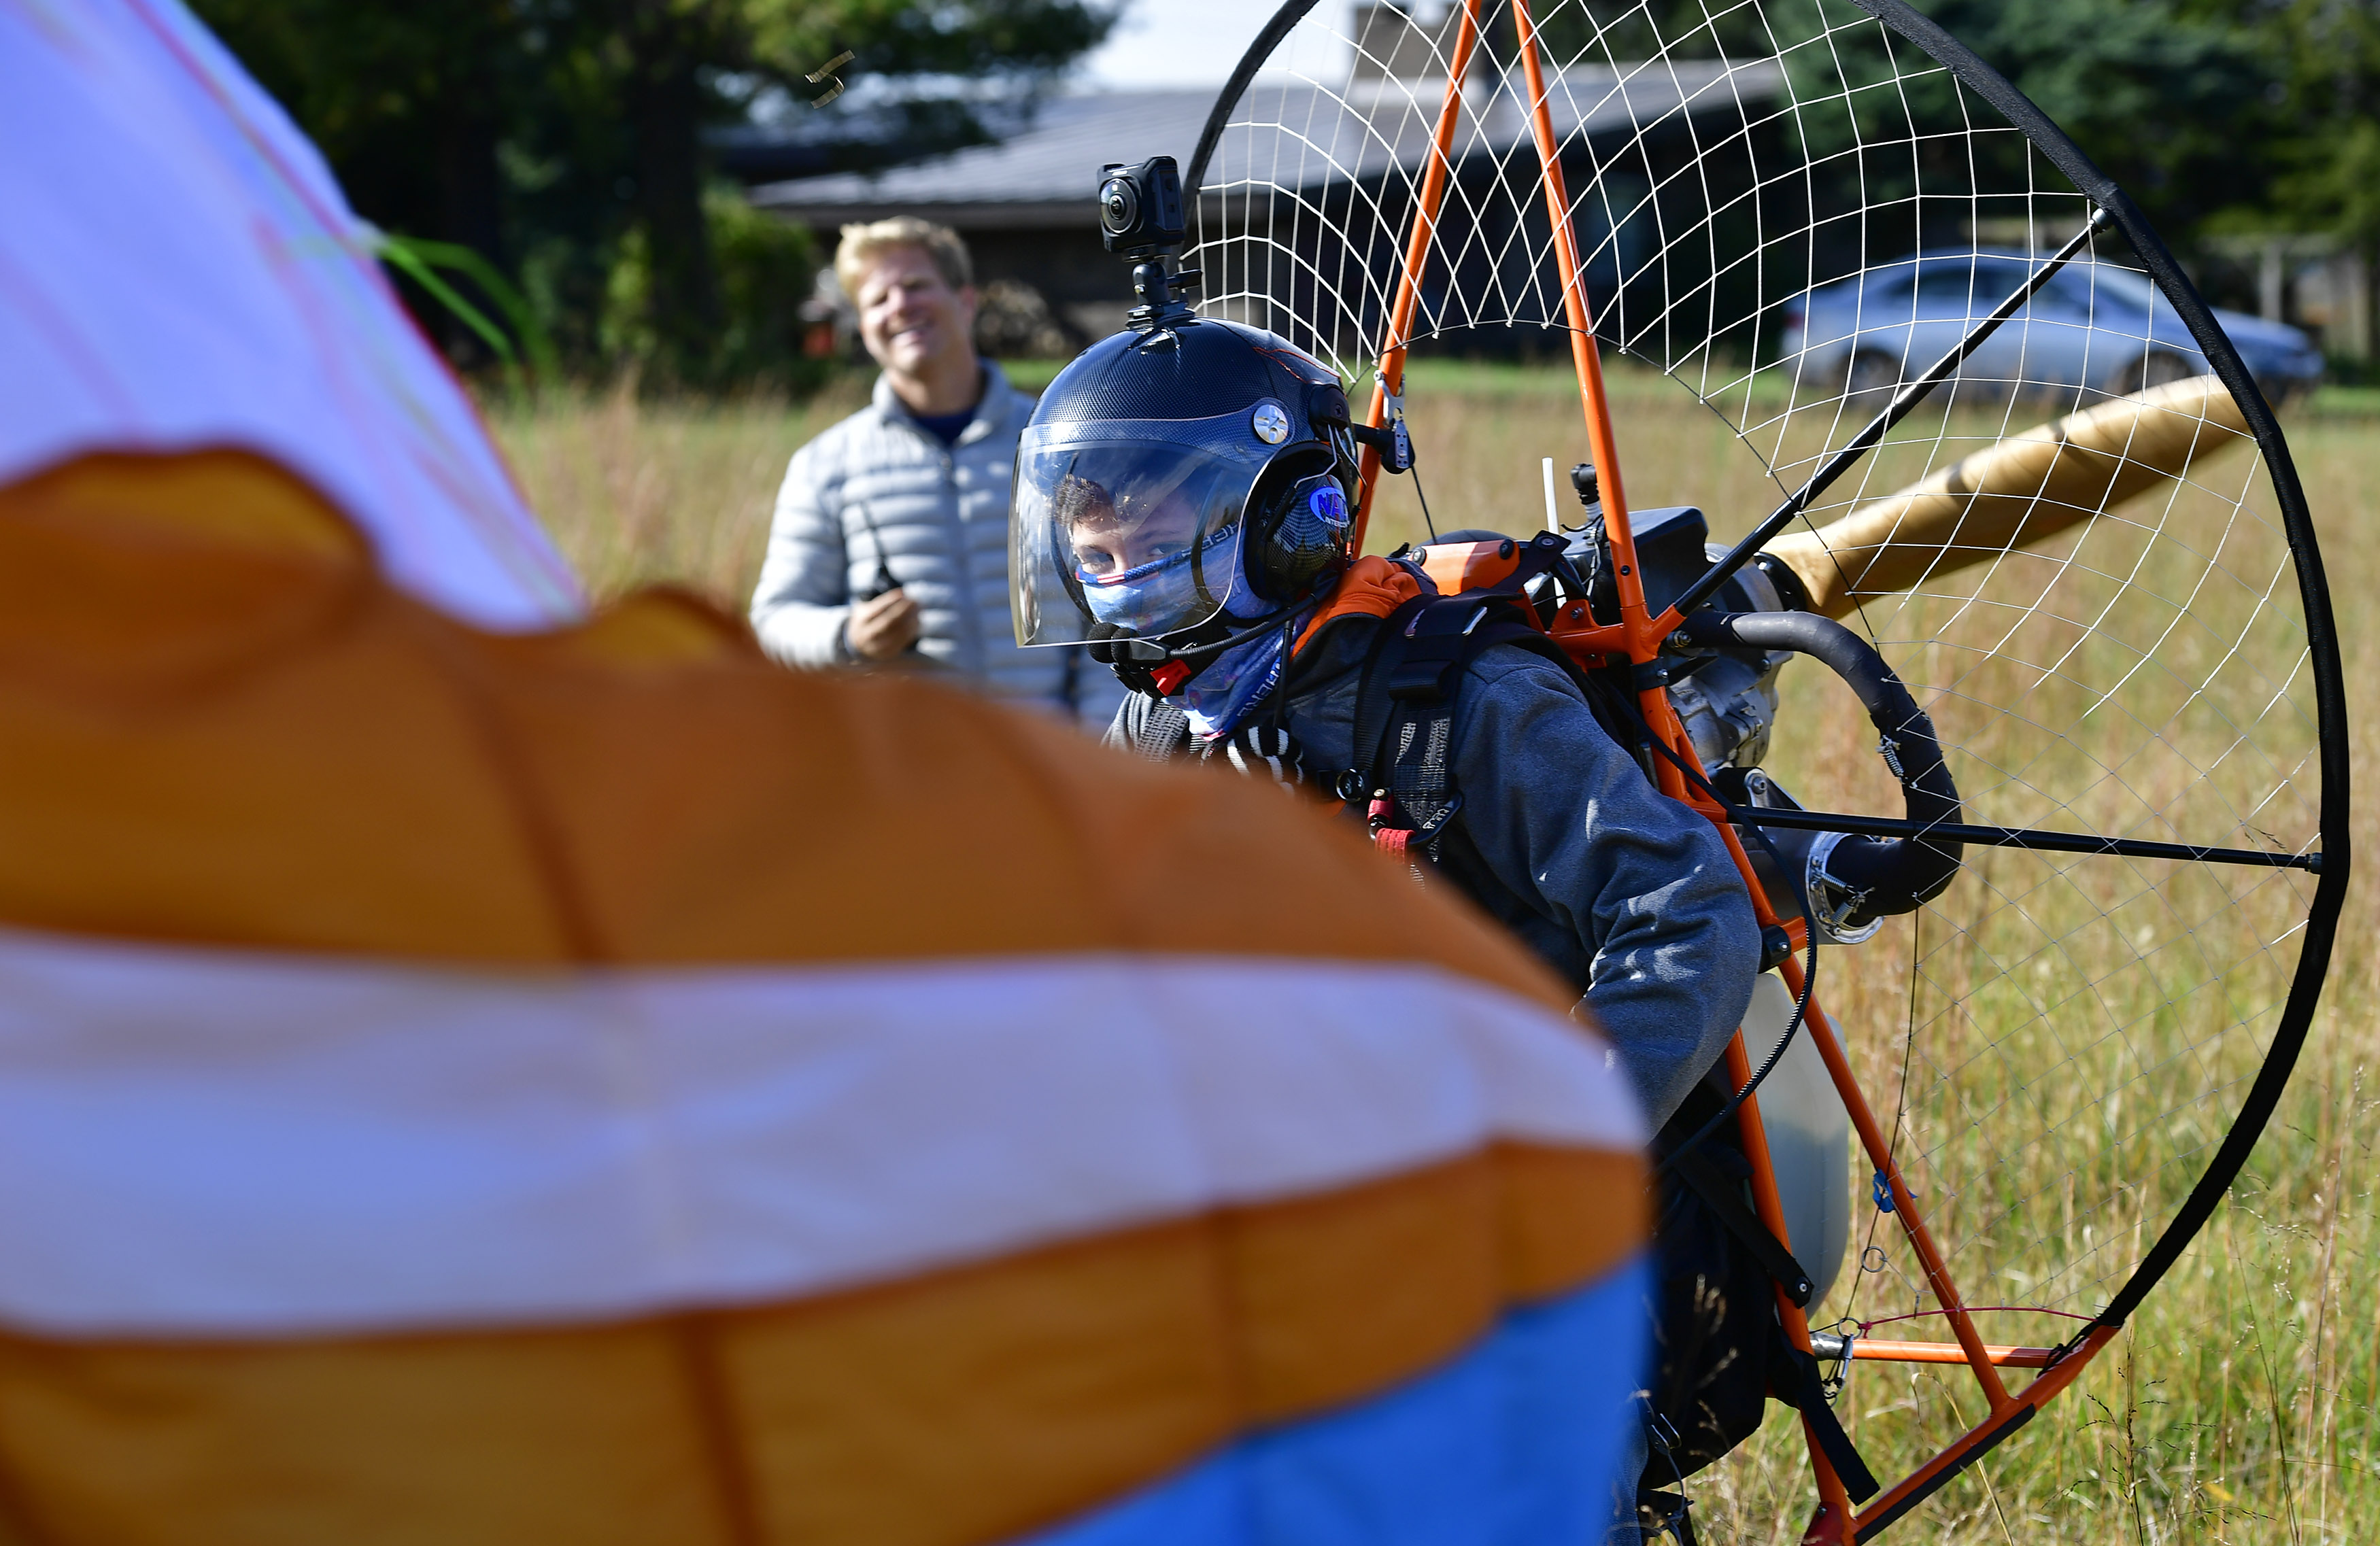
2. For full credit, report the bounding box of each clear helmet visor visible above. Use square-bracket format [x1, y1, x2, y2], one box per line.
[1010, 411, 1278, 647]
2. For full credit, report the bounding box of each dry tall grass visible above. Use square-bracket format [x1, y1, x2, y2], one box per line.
[490, 376, 872, 606]
[487, 367, 2380, 1543]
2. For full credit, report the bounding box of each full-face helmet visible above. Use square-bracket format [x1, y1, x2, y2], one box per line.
[1010, 317, 1360, 691]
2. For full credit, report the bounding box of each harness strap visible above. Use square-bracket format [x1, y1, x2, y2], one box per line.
[1346, 595, 1422, 786]
[1350, 587, 1607, 862]
[1212, 540, 1632, 865]
[1665, 1147, 1815, 1309]
[1771, 1341, 1882, 1503]
[1293, 553, 1424, 649]
[1346, 591, 1489, 861]
[1667, 1149, 1881, 1502]
[1386, 596, 1494, 703]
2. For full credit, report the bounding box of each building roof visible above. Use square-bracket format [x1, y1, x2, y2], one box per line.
[750, 91, 1218, 229]
[750, 59, 1782, 229]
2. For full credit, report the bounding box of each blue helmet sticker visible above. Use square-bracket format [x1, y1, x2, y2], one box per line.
[1308, 483, 1349, 528]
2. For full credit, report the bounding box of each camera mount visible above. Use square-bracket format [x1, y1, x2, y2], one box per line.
[1097, 156, 1200, 331]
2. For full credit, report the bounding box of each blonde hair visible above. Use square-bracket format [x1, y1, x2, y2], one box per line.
[834, 217, 973, 300]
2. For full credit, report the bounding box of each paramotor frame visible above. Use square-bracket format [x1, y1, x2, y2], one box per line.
[1180, 0, 2348, 1537]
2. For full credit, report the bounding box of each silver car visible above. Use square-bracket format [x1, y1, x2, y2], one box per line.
[1781, 249, 2324, 405]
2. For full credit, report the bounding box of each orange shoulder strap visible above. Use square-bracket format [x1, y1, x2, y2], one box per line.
[1291, 556, 1423, 656]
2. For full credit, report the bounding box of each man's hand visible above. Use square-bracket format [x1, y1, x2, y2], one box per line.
[847, 587, 921, 661]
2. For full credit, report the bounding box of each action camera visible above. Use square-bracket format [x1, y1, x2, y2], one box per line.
[1097, 156, 1187, 258]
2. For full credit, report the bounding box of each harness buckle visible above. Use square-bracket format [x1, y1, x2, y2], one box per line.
[1367, 791, 1464, 859]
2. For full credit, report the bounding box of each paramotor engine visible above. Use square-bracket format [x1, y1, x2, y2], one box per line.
[1176, 0, 2346, 1537]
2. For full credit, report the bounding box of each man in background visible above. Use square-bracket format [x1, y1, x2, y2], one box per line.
[751, 217, 1117, 723]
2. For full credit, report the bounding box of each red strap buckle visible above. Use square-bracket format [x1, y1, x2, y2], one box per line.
[1367, 797, 1416, 853]
[1150, 659, 1193, 695]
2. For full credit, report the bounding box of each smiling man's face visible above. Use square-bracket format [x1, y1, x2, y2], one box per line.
[853, 245, 978, 383]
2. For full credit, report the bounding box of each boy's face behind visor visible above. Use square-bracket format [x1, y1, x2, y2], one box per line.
[1013, 411, 1272, 646]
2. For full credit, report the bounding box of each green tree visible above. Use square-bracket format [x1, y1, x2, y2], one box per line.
[1766, 0, 2274, 252]
[589, 0, 1114, 377]
[191, 0, 1115, 384]
[1937, 0, 2274, 238]
[2210, 0, 2380, 245]
[189, 0, 539, 267]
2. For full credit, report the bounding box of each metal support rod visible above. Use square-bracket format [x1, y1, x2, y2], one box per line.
[1812, 1334, 2058, 1369]
[1510, 0, 1705, 816]
[1680, 736, 1854, 1515]
[1723, 804, 2320, 872]
[1785, 961, 2011, 1411]
[1853, 1324, 2120, 1538]
[1664, 206, 2114, 625]
[1351, 0, 1482, 555]
[1508, 1, 1640, 629]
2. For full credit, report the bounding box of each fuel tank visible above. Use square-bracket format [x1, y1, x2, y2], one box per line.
[1740, 972, 1852, 1306]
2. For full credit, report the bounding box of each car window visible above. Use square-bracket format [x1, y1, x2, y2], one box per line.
[1913, 268, 1979, 301]
[2062, 264, 2160, 312]
[1911, 261, 2026, 307]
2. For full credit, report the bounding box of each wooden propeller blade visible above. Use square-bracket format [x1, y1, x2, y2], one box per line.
[1763, 376, 2253, 619]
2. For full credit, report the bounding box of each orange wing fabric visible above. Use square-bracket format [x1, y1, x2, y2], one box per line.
[0, 2, 1652, 1540]
[0, 449, 1652, 1546]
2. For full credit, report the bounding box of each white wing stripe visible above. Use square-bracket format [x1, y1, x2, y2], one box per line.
[0, 931, 1639, 1336]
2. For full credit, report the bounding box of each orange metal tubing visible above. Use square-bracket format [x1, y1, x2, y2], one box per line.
[1848, 1401, 2028, 1539]
[1843, 1340, 2059, 1369]
[2016, 1323, 2119, 1409]
[1351, 0, 1482, 555]
[1489, 1, 2123, 1526]
[1508, 0, 1635, 602]
[1509, 6, 1858, 1511]
[1848, 1326, 2122, 1536]
[1509, 0, 1703, 814]
[1799, 1503, 1852, 1546]
[1705, 812, 1851, 1516]
[1786, 963, 2011, 1411]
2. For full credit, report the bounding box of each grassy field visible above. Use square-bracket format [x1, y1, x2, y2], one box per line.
[490, 362, 2380, 1543]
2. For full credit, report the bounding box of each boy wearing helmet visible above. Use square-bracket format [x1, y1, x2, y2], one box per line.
[1012, 316, 1759, 1129]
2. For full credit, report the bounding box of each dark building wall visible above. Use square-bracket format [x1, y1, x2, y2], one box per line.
[962, 226, 1132, 343]
[783, 97, 1788, 364]
[1187, 105, 1784, 366]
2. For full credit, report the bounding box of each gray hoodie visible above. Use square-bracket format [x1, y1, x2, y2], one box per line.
[1110, 618, 1760, 1129]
